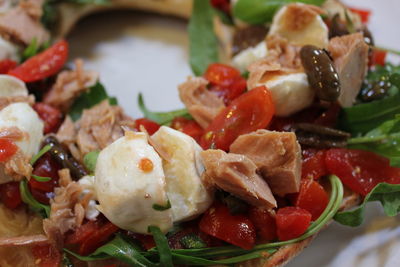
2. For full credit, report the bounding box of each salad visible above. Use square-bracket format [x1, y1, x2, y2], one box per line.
[0, 0, 399, 266]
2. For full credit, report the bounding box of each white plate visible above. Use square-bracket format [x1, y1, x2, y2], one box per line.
[67, 1, 400, 266]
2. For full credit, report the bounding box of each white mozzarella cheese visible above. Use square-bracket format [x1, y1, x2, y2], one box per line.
[79, 175, 100, 221]
[0, 75, 28, 97]
[0, 103, 43, 157]
[232, 41, 268, 72]
[94, 132, 173, 234]
[269, 3, 329, 48]
[152, 126, 213, 222]
[0, 36, 20, 61]
[257, 73, 315, 117]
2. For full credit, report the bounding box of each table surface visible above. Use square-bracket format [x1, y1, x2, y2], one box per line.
[67, 1, 400, 266]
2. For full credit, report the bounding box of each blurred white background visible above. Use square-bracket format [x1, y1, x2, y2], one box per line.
[67, 1, 400, 266]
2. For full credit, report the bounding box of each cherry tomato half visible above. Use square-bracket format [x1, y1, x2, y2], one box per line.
[134, 118, 161, 135]
[0, 59, 17, 74]
[171, 116, 204, 143]
[33, 103, 63, 134]
[301, 149, 328, 180]
[8, 40, 69, 83]
[276, 207, 311, 241]
[200, 86, 275, 151]
[0, 182, 22, 209]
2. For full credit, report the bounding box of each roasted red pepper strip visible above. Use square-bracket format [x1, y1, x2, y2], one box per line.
[294, 179, 329, 221]
[8, 40, 69, 83]
[0, 182, 22, 209]
[276, 207, 311, 241]
[200, 201, 256, 250]
[200, 86, 275, 151]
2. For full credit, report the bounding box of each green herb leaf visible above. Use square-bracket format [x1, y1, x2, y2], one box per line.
[83, 151, 99, 173]
[31, 175, 52, 182]
[65, 234, 158, 267]
[30, 144, 52, 165]
[179, 234, 206, 249]
[138, 93, 191, 125]
[233, 0, 326, 25]
[152, 200, 171, 211]
[148, 226, 173, 267]
[334, 183, 400, 227]
[347, 115, 400, 167]
[69, 82, 117, 121]
[189, 0, 219, 76]
[20, 180, 50, 218]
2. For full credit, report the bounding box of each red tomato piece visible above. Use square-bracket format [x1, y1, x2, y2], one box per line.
[65, 220, 99, 245]
[31, 244, 61, 267]
[199, 202, 256, 250]
[8, 40, 69, 83]
[325, 149, 400, 196]
[128, 232, 156, 250]
[0, 138, 18, 162]
[79, 221, 119, 255]
[294, 179, 329, 221]
[204, 63, 247, 105]
[210, 0, 231, 14]
[0, 59, 17, 74]
[314, 103, 341, 128]
[0, 182, 22, 209]
[171, 116, 204, 143]
[369, 49, 387, 67]
[248, 207, 277, 242]
[29, 154, 61, 204]
[301, 149, 328, 180]
[200, 86, 275, 151]
[349, 7, 371, 24]
[135, 118, 161, 135]
[33, 103, 63, 134]
[276, 207, 311, 241]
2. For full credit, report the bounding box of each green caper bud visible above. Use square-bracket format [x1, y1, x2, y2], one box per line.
[300, 45, 341, 102]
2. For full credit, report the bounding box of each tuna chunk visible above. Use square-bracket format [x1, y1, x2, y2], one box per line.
[230, 130, 302, 196]
[328, 33, 369, 107]
[201, 149, 277, 209]
[178, 77, 225, 129]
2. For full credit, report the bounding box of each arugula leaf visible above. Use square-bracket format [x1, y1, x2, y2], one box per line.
[31, 175, 52, 182]
[69, 82, 117, 121]
[152, 200, 171, 211]
[233, 0, 326, 25]
[340, 71, 400, 134]
[138, 93, 191, 125]
[179, 234, 206, 249]
[334, 183, 400, 227]
[148, 226, 173, 267]
[20, 180, 50, 218]
[188, 0, 219, 76]
[30, 144, 52, 165]
[65, 234, 158, 267]
[83, 151, 99, 173]
[348, 115, 400, 167]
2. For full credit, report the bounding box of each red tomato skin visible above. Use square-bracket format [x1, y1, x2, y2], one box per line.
[0, 138, 18, 162]
[301, 149, 328, 180]
[200, 86, 275, 151]
[31, 244, 61, 267]
[78, 221, 119, 255]
[29, 154, 61, 204]
[0, 59, 17, 74]
[294, 179, 329, 221]
[349, 7, 371, 24]
[204, 63, 247, 105]
[276, 207, 312, 241]
[0, 182, 22, 209]
[8, 40, 69, 83]
[248, 207, 277, 242]
[210, 0, 231, 15]
[171, 117, 204, 143]
[135, 118, 161, 135]
[33, 103, 63, 134]
[199, 202, 256, 250]
[369, 50, 387, 67]
[325, 149, 400, 196]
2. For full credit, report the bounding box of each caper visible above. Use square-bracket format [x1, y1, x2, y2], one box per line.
[43, 136, 88, 179]
[300, 45, 341, 102]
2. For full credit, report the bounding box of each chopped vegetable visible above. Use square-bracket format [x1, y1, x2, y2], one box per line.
[8, 40, 68, 83]
[32, 244, 62, 267]
[0, 182, 22, 209]
[370, 49, 387, 67]
[0, 138, 18, 162]
[301, 149, 328, 180]
[152, 200, 172, 211]
[188, 0, 219, 76]
[200, 86, 275, 150]
[348, 7, 371, 24]
[171, 116, 204, 143]
[19, 179, 50, 218]
[0, 59, 17, 74]
[134, 118, 161, 135]
[148, 226, 174, 267]
[199, 201, 256, 250]
[335, 182, 400, 227]
[179, 233, 207, 249]
[248, 207, 277, 242]
[30, 144, 52, 165]
[33, 103, 63, 134]
[83, 151, 99, 173]
[31, 175, 52, 182]
[294, 179, 329, 221]
[276, 207, 312, 241]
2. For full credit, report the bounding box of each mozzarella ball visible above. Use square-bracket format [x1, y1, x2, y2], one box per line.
[94, 132, 173, 234]
[256, 73, 315, 117]
[269, 3, 329, 48]
[232, 41, 268, 72]
[152, 126, 213, 222]
[0, 75, 28, 97]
